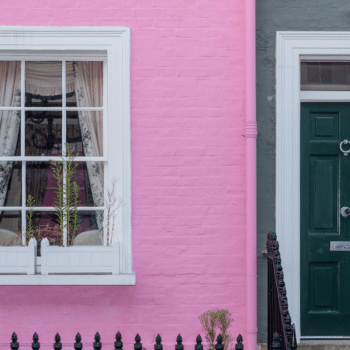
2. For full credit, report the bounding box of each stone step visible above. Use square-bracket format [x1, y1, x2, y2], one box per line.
[257, 341, 350, 350]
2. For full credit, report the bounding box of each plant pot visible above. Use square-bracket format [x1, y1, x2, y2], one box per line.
[40, 238, 120, 274]
[0, 238, 37, 274]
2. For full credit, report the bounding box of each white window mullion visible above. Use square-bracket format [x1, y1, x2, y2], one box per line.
[103, 59, 107, 246]
[21, 162, 26, 246]
[103, 161, 107, 246]
[21, 60, 26, 245]
[62, 60, 67, 247]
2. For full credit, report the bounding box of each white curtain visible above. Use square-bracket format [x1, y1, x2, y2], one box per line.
[0, 62, 21, 207]
[73, 62, 104, 243]
[25, 61, 75, 95]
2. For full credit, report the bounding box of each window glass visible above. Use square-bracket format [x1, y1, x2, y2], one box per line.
[0, 60, 105, 248]
[301, 61, 350, 90]
[0, 211, 21, 246]
[26, 61, 62, 106]
[67, 61, 103, 107]
[0, 61, 21, 107]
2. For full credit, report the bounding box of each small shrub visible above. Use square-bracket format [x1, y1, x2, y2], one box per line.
[198, 308, 234, 350]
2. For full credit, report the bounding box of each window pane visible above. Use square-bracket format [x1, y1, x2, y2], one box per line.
[1, 161, 22, 207]
[72, 210, 103, 246]
[67, 111, 103, 157]
[0, 61, 21, 107]
[25, 111, 62, 156]
[25, 61, 62, 106]
[76, 162, 104, 207]
[0, 161, 21, 207]
[0, 113, 20, 156]
[68, 61, 103, 107]
[26, 162, 54, 207]
[301, 62, 350, 90]
[0, 211, 21, 246]
[26, 161, 104, 208]
[28, 211, 61, 254]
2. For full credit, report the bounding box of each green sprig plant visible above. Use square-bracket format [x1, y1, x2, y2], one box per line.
[26, 194, 35, 243]
[50, 143, 81, 246]
[198, 309, 234, 350]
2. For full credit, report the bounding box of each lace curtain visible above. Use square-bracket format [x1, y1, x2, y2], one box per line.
[73, 62, 104, 243]
[0, 62, 21, 207]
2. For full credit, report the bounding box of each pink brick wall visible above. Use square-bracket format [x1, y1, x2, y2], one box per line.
[0, 0, 247, 348]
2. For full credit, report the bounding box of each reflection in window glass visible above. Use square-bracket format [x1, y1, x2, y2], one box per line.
[0, 161, 21, 207]
[0, 211, 21, 246]
[301, 62, 350, 90]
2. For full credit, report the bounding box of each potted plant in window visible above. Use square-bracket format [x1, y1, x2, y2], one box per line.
[39, 144, 120, 275]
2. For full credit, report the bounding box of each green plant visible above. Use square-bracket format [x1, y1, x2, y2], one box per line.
[50, 143, 81, 246]
[26, 194, 35, 243]
[198, 309, 234, 350]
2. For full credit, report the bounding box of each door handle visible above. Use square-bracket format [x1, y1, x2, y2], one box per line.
[341, 207, 350, 217]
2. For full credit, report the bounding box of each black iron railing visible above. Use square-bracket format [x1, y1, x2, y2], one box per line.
[8, 332, 245, 350]
[266, 231, 297, 350]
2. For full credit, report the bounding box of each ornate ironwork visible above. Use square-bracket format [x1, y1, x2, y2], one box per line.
[235, 334, 243, 350]
[134, 334, 142, 350]
[10, 332, 19, 350]
[215, 334, 224, 350]
[266, 232, 297, 350]
[195, 335, 203, 350]
[53, 333, 62, 350]
[6, 332, 244, 350]
[93, 332, 102, 350]
[154, 334, 163, 350]
[74, 333, 83, 350]
[175, 335, 183, 350]
[32, 332, 40, 350]
[115, 331, 123, 350]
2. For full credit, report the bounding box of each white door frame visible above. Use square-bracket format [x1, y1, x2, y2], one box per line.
[276, 31, 350, 342]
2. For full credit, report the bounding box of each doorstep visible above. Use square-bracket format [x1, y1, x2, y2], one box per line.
[257, 341, 350, 350]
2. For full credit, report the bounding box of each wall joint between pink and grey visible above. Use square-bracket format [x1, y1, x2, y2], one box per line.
[245, 0, 258, 348]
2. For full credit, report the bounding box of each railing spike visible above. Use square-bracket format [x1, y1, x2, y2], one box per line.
[10, 332, 19, 350]
[235, 334, 243, 350]
[215, 334, 224, 350]
[53, 333, 62, 350]
[93, 332, 102, 350]
[114, 331, 123, 350]
[32, 332, 40, 350]
[134, 334, 142, 350]
[154, 334, 163, 350]
[175, 334, 183, 350]
[74, 333, 83, 350]
[195, 335, 203, 350]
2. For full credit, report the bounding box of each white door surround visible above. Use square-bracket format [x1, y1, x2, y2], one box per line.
[276, 31, 350, 342]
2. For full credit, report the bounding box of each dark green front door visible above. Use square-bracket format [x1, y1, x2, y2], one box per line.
[301, 103, 350, 336]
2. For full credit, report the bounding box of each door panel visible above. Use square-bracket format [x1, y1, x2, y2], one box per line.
[301, 103, 350, 336]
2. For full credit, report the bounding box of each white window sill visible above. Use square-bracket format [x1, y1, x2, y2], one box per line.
[0, 273, 136, 285]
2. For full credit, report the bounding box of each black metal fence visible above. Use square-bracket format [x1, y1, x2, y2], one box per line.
[266, 231, 297, 350]
[9, 332, 244, 350]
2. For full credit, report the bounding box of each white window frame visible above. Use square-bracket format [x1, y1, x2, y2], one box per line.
[0, 26, 134, 285]
[276, 31, 350, 341]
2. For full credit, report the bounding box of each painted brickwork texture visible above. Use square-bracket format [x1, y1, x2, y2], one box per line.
[0, 0, 247, 349]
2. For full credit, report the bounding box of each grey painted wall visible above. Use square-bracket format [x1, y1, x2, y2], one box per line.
[255, 0, 350, 342]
